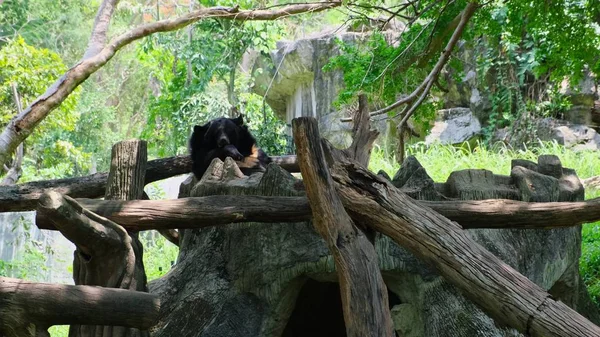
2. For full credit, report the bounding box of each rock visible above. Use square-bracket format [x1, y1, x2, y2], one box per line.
[425, 108, 481, 145]
[496, 118, 600, 151]
[560, 69, 598, 125]
[250, 31, 398, 147]
[553, 124, 600, 151]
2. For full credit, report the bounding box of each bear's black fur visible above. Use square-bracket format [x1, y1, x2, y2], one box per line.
[189, 115, 272, 180]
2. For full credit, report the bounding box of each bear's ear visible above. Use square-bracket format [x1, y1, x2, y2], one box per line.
[233, 114, 244, 126]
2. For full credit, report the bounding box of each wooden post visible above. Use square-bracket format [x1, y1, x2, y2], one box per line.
[67, 139, 150, 337]
[324, 142, 600, 337]
[0, 276, 159, 337]
[292, 117, 394, 337]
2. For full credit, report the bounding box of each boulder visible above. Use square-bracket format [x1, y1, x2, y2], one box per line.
[250, 31, 398, 147]
[425, 107, 481, 145]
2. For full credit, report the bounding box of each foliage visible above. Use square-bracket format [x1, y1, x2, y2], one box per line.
[142, 232, 179, 282]
[141, 14, 288, 157]
[0, 216, 52, 281]
[0, 0, 97, 63]
[473, 3, 587, 144]
[0, 36, 90, 180]
[326, 0, 599, 147]
[48, 325, 69, 337]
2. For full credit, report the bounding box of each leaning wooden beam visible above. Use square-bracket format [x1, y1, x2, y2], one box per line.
[0, 154, 299, 212]
[323, 140, 600, 337]
[35, 195, 311, 230]
[293, 117, 393, 337]
[0, 276, 159, 337]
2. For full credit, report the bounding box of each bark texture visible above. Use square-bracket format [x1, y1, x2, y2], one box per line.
[0, 276, 159, 337]
[33, 194, 600, 231]
[62, 140, 149, 337]
[0, 154, 297, 212]
[150, 160, 326, 337]
[293, 117, 393, 337]
[148, 154, 597, 337]
[36, 196, 311, 230]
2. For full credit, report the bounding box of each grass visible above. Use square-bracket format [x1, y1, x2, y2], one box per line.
[370, 140, 600, 303]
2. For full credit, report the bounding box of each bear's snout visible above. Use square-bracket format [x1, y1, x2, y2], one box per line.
[217, 135, 230, 147]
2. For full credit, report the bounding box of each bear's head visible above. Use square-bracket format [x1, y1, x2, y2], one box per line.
[195, 115, 245, 149]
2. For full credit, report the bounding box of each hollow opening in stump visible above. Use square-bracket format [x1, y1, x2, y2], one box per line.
[281, 279, 401, 337]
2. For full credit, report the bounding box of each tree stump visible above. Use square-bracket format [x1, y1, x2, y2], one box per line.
[69, 140, 149, 337]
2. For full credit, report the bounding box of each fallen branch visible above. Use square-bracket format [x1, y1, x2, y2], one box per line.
[421, 198, 600, 229]
[324, 140, 600, 337]
[0, 154, 297, 212]
[0, 1, 339, 172]
[0, 276, 159, 336]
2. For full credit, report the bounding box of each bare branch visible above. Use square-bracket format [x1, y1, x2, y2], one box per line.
[84, 0, 120, 58]
[340, 2, 477, 123]
[1, 84, 24, 186]
[0, 1, 340, 172]
[396, 1, 476, 129]
[376, 2, 476, 120]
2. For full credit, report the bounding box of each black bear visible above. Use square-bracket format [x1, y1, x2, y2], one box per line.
[189, 115, 272, 180]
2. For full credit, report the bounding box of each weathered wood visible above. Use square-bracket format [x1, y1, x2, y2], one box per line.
[292, 117, 393, 337]
[324, 142, 600, 337]
[0, 154, 298, 212]
[420, 198, 600, 229]
[346, 94, 379, 167]
[0, 276, 159, 337]
[69, 140, 149, 337]
[105, 140, 147, 200]
[35, 196, 311, 230]
[33, 195, 600, 231]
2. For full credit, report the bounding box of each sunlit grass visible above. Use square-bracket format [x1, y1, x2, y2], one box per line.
[372, 140, 599, 183]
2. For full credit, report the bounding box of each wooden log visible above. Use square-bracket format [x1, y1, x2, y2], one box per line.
[420, 198, 600, 229]
[0, 155, 299, 212]
[35, 196, 311, 230]
[324, 141, 600, 337]
[34, 196, 600, 231]
[292, 117, 393, 337]
[0, 276, 159, 336]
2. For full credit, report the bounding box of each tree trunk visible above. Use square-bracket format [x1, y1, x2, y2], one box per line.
[69, 140, 149, 337]
[346, 94, 378, 167]
[324, 140, 600, 337]
[293, 117, 394, 337]
[0, 276, 159, 337]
